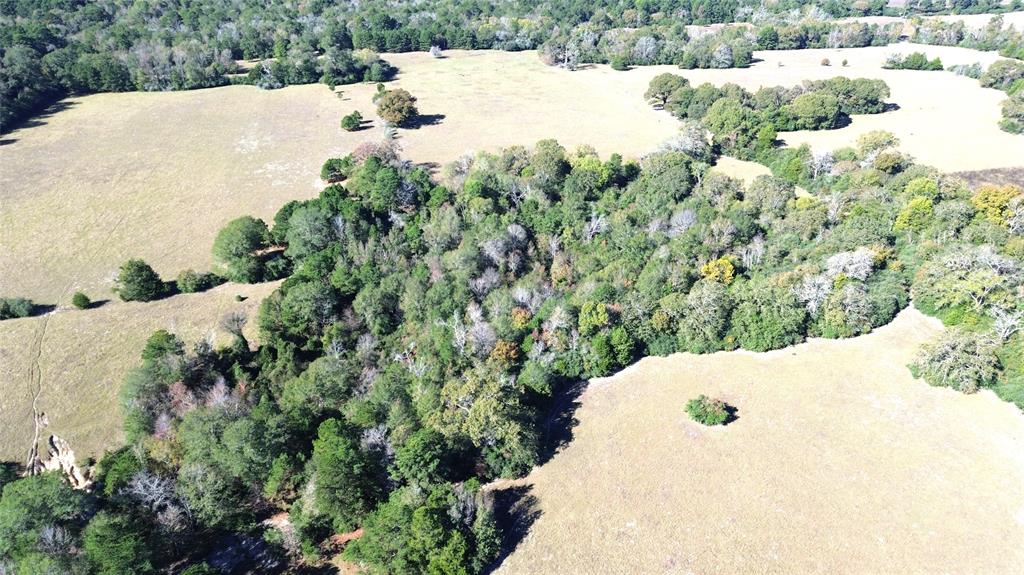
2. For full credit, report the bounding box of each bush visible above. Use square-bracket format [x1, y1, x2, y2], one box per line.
[0, 297, 34, 320]
[72, 291, 91, 309]
[114, 259, 165, 302]
[176, 269, 221, 293]
[610, 55, 629, 71]
[341, 110, 363, 131]
[685, 395, 730, 426]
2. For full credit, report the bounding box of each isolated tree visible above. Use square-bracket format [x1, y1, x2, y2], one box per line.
[72, 291, 91, 309]
[377, 88, 419, 126]
[114, 259, 165, 302]
[341, 110, 363, 131]
[212, 216, 268, 283]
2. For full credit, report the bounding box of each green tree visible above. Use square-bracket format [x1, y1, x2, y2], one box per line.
[644, 73, 688, 107]
[83, 512, 153, 575]
[71, 291, 91, 309]
[341, 110, 363, 131]
[114, 259, 165, 302]
[312, 418, 382, 532]
[212, 216, 269, 283]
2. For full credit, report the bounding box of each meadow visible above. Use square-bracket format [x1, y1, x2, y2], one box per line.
[493, 307, 1024, 574]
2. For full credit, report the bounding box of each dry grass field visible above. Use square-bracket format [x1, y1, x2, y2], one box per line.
[492, 307, 1024, 574]
[0, 281, 277, 462]
[1, 44, 1020, 460]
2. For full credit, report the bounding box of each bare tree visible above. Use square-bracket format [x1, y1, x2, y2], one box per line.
[992, 307, 1023, 341]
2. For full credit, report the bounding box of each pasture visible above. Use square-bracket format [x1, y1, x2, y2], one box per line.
[493, 307, 1024, 574]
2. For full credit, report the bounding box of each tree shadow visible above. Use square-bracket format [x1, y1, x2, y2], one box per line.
[403, 113, 445, 129]
[723, 404, 740, 425]
[30, 304, 57, 317]
[2, 99, 78, 138]
[537, 380, 587, 465]
[484, 484, 542, 573]
[882, 102, 901, 113]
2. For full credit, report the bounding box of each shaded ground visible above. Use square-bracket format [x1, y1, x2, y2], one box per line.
[491, 307, 1024, 574]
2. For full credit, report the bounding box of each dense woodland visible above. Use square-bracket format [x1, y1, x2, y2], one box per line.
[2, 64, 1022, 571]
[3, 0, 1022, 129]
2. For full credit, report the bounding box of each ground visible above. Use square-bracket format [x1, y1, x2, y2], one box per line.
[1, 44, 1021, 460]
[491, 307, 1024, 574]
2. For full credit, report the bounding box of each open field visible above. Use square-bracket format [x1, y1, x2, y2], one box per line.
[0, 281, 277, 462]
[493, 307, 1024, 574]
[2, 45, 1021, 460]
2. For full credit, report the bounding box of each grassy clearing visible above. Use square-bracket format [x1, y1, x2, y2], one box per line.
[492, 307, 1024, 574]
[0, 281, 277, 461]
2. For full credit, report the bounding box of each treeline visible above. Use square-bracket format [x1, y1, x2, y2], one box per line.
[908, 14, 1024, 133]
[538, 18, 904, 70]
[3, 117, 1021, 570]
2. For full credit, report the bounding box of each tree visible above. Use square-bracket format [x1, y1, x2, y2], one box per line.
[645, 73, 688, 107]
[72, 291, 91, 309]
[312, 418, 382, 532]
[911, 330, 999, 393]
[377, 88, 419, 126]
[785, 92, 841, 130]
[394, 428, 452, 487]
[114, 259, 165, 302]
[341, 110, 363, 131]
[83, 512, 153, 575]
[893, 196, 934, 234]
[212, 216, 269, 283]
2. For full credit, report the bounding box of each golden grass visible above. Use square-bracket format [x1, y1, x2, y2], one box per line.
[0, 281, 277, 461]
[492, 307, 1024, 574]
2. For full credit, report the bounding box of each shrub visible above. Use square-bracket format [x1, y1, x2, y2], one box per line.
[72, 291, 91, 309]
[610, 55, 629, 71]
[177, 269, 221, 293]
[114, 259, 165, 302]
[376, 88, 418, 126]
[820, 58, 830, 66]
[0, 297, 34, 319]
[321, 156, 355, 183]
[341, 110, 363, 131]
[685, 395, 730, 426]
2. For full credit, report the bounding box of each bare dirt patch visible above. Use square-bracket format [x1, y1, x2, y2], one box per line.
[492, 307, 1024, 574]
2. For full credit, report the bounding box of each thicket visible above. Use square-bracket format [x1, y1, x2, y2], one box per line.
[883, 52, 944, 70]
